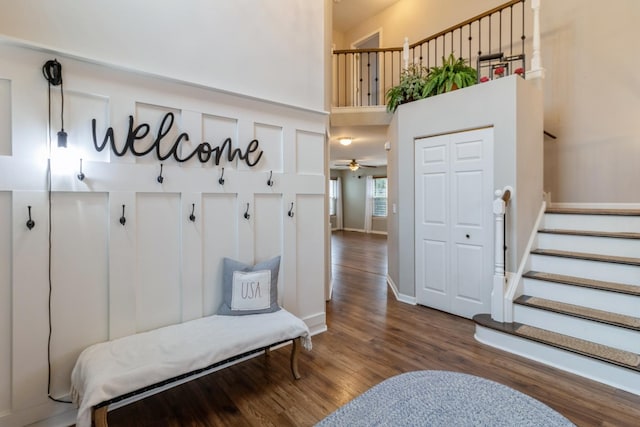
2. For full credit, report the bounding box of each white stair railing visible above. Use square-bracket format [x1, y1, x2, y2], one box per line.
[492, 186, 513, 322]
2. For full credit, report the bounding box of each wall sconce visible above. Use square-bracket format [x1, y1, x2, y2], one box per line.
[42, 59, 67, 148]
[339, 137, 352, 146]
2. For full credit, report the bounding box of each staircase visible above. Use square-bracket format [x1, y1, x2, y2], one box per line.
[474, 207, 640, 395]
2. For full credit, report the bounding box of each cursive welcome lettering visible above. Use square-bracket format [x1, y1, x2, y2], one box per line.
[92, 112, 263, 167]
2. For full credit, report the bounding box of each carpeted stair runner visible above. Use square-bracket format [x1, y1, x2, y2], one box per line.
[531, 248, 640, 266]
[515, 295, 640, 330]
[523, 271, 640, 296]
[545, 207, 640, 216]
[515, 325, 640, 369]
[473, 314, 640, 372]
[538, 229, 640, 239]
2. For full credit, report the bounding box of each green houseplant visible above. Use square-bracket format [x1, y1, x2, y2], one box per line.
[422, 53, 477, 98]
[385, 63, 429, 113]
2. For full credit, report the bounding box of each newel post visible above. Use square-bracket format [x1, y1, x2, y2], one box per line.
[528, 0, 545, 80]
[402, 37, 409, 70]
[491, 187, 511, 322]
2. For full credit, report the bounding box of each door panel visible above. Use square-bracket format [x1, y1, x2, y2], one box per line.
[415, 128, 493, 318]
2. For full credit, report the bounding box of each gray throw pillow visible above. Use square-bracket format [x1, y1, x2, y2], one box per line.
[218, 256, 281, 315]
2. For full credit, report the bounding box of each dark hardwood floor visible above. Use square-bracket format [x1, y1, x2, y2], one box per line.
[107, 230, 640, 426]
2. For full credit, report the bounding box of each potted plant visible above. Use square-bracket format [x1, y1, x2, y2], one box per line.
[385, 63, 429, 113]
[422, 53, 477, 97]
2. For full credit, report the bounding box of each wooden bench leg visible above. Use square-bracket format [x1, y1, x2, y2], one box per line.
[92, 405, 108, 427]
[290, 337, 301, 380]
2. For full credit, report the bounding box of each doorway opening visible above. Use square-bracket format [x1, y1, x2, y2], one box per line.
[352, 31, 381, 107]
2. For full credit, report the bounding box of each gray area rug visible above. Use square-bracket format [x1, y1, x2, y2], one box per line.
[316, 371, 575, 426]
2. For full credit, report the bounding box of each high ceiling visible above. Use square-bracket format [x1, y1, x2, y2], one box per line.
[332, 0, 402, 33]
[330, 0, 402, 170]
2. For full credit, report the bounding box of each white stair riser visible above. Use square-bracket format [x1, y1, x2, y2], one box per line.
[475, 325, 640, 396]
[522, 278, 640, 318]
[513, 305, 640, 354]
[537, 233, 640, 258]
[530, 254, 640, 286]
[543, 214, 640, 233]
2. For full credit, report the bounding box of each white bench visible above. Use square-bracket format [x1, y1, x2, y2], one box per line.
[70, 309, 311, 427]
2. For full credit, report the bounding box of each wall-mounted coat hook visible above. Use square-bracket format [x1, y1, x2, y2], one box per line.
[77, 158, 85, 181]
[157, 164, 164, 184]
[119, 204, 126, 226]
[288, 202, 295, 218]
[244, 202, 251, 220]
[189, 203, 196, 222]
[267, 170, 274, 187]
[218, 167, 225, 185]
[26, 206, 35, 230]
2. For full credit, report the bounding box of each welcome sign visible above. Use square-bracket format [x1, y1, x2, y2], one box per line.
[91, 112, 264, 166]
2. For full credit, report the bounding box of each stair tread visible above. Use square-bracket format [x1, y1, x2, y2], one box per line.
[546, 207, 640, 216]
[523, 271, 640, 296]
[539, 228, 640, 239]
[530, 248, 640, 266]
[474, 314, 640, 371]
[515, 295, 640, 330]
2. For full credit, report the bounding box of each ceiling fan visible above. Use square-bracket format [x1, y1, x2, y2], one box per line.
[335, 159, 376, 171]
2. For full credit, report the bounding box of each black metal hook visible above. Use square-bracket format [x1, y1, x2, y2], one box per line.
[218, 167, 225, 185]
[244, 202, 250, 220]
[119, 204, 126, 226]
[157, 163, 164, 184]
[288, 202, 295, 218]
[26, 206, 35, 230]
[189, 203, 196, 222]
[77, 158, 85, 181]
[267, 170, 274, 187]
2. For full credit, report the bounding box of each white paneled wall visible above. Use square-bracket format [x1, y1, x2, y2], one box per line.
[0, 42, 326, 426]
[0, 192, 10, 413]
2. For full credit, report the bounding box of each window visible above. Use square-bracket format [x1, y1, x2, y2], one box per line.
[329, 178, 338, 216]
[372, 177, 387, 217]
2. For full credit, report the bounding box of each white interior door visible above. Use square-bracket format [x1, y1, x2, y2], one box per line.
[415, 128, 493, 318]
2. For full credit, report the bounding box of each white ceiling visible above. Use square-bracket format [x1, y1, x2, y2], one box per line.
[329, 124, 389, 169]
[332, 0, 402, 33]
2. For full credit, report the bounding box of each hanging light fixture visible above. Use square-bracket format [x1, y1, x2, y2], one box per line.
[348, 160, 359, 171]
[42, 59, 67, 148]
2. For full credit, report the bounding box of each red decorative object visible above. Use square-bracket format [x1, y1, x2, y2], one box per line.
[514, 67, 525, 75]
[480, 76, 489, 83]
[494, 66, 505, 76]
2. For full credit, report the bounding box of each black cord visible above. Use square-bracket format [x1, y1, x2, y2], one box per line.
[43, 59, 72, 405]
[42, 59, 65, 134]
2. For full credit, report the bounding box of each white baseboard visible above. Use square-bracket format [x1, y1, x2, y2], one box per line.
[387, 275, 417, 305]
[340, 228, 387, 235]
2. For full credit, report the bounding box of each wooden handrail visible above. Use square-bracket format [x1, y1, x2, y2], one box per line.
[333, 47, 403, 55]
[409, 0, 525, 49]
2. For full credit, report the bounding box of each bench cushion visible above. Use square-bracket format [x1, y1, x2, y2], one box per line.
[70, 309, 311, 427]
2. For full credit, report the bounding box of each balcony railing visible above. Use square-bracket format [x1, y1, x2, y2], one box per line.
[332, 0, 535, 108]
